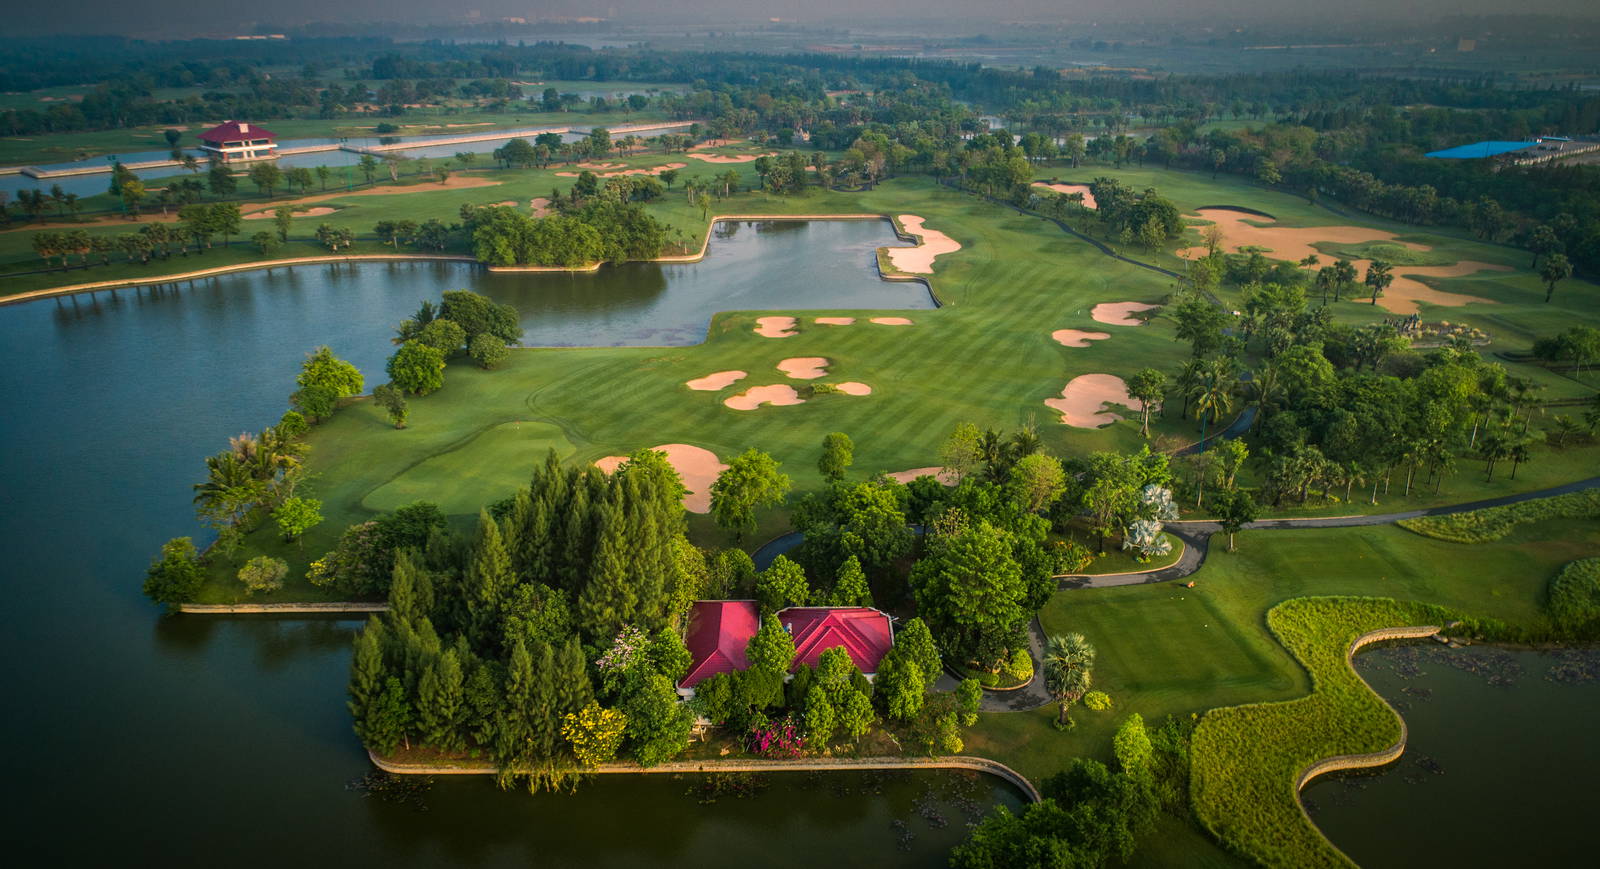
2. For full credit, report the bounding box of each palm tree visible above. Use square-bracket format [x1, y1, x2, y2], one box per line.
[1332, 259, 1358, 302]
[1176, 358, 1206, 419]
[1191, 357, 1237, 448]
[1364, 261, 1394, 306]
[1250, 362, 1282, 422]
[1043, 633, 1095, 725]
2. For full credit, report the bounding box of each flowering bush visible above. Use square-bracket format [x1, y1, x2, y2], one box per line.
[596, 625, 653, 694]
[562, 701, 628, 767]
[746, 716, 806, 758]
[1083, 691, 1113, 711]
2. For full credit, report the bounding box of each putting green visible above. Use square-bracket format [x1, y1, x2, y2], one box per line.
[362, 420, 575, 515]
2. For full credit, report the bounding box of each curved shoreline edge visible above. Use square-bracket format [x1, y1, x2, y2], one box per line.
[3, 213, 943, 307]
[368, 749, 1042, 803]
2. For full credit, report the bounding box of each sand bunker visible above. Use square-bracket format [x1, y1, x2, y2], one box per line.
[724, 385, 805, 411]
[815, 317, 856, 325]
[755, 316, 798, 338]
[686, 151, 777, 164]
[885, 467, 959, 485]
[594, 443, 727, 514]
[885, 215, 962, 274]
[1179, 207, 1507, 315]
[1031, 183, 1098, 209]
[777, 357, 829, 379]
[574, 161, 627, 170]
[1052, 329, 1112, 347]
[870, 317, 914, 326]
[242, 206, 337, 220]
[1091, 302, 1159, 326]
[1046, 374, 1144, 429]
[555, 162, 687, 179]
[530, 197, 551, 217]
[835, 382, 872, 396]
[237, 175, 501, 216]
[686, 370, 747, 391]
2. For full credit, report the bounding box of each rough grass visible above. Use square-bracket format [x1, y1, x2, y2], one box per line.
[1309, 239, 1459, 267]
[1396, 489, 1600, 543]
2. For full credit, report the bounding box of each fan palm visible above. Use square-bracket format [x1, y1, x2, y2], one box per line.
[1043, 633, 1096, 724]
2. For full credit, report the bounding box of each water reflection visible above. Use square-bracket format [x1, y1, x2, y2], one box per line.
[154, 613, 364, 671]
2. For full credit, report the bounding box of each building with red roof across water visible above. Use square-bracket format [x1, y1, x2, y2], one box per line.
[679, 600, 895, 694]
[198, 121, 279, 163]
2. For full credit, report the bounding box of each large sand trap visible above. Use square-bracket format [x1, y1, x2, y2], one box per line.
[686, 151, 777, 164]
[777, 357, 829, 379]
[886, 467, 959, 485]
[555, 162, 687, 178]
[594, 443, 727, 513]
[1179, 207, 1507, 315]
[1045, 374, 1144, 429]
[755, 316, 798, 337]
[1052, 329, 1112, 347]
[724, 385, 805, 411]
[243, 206, 337, 220]
[836, 382, 872, 395]
[1091, 302, 1159, 326]
[816, 317, 856, 325]
[686, 370, 747, 391]
[870, 317, 914, 326]
[885, 215, 962, 274]
[1032, 183, 1098, 209]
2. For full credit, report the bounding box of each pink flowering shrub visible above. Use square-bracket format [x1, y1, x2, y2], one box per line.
[747, 717, 807, 758]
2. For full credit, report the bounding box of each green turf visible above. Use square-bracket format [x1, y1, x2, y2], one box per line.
[361, 420, 575, 514]
[1309, 239, 1459, 267]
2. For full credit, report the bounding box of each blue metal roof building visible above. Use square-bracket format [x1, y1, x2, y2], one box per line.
[1425, 140, 1537, 159]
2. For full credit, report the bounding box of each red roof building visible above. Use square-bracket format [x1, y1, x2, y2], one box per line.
[680, 601, 895, 691]
[197, 121, 279, 163]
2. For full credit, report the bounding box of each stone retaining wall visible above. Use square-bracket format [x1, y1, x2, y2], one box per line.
[370, 750, 1041, 803]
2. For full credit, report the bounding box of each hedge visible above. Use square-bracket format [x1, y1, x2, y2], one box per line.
[1395, 490, 1600, 544]
[1548, 558, 1600, 634]
[1189, 596, 1456, 868]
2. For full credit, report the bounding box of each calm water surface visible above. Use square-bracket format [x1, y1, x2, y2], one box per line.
[0, 221, 998, 865]
[1306, 644, 1600, 866]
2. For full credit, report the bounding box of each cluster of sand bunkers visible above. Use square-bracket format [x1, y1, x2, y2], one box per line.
[688, 320, 886, 409]
[1044, 301, 1161, 428]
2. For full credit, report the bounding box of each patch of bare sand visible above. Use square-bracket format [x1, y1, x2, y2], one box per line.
[238, 175, 502, 216]
[885, 467, 959, 485]
[1368, 262, 1508, 315]
[1031, 183, 1097, 209]
[574, 161, 627, 170]
[1045, 374, 1143, 429]
[885, 215, 961, 274]
[686, 370, 747, 391]
[755, 316, 798, 337]
[835, 382, 872, 395]
[687, 151, 778, 164]
[530, 197, 551, 218]
[555, 162, 687, 178]
[816, 317, 856, 325]
[1091, 302, 1159, 326]
[594, 444, 727, 513]
[1052, 329, 1112, 347]
[243, 206, 337, 221]
[778, 357, 829, 379]
[870, 317, 914, 326]
[724, 385, 805, 411]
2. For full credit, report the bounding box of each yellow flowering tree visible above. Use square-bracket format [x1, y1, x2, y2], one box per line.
[562, 701, 627, 768]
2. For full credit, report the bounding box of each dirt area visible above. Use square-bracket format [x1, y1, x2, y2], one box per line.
[724, 385, 805, 411]
[755, 316, 798, 337]
[1091, 302, 1159, 326]
[1045, 374, 1143, 428]
[1031, 183, 1098, 209]
[1052, 329, 1112, 347]
[884, 215, 961, 274]
[594, 444, 727, 513]
[686, 370, 747, 391]
[777, 357, 829, 379]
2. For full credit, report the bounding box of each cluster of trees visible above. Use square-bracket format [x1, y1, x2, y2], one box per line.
[383, 290, 521, 403]
[468, 195, 668, 268]
[25, 202, 244, 271]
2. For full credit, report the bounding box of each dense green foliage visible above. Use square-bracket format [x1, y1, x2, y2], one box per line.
[1547, 558, 1600, 634]
[1397, 490, 1600, 543]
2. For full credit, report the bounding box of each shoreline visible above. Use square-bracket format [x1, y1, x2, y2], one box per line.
[4, 212, 942, 306]
[178, 601, 387, 614]
[368, 749, 1042, 802]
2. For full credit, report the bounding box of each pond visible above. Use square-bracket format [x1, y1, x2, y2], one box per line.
[0, 219, 991, 865]
[1304, 644, 1600, 866]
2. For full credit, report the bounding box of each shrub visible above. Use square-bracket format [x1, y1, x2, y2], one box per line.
[1396, 490, 1600, 544]
[1002, 647, 1034, 684]
[468, 332, 510, 369]
[1548, 558, 1600, 634]
[1083, 691, 1112, 711]
[238, 555, 288, 595]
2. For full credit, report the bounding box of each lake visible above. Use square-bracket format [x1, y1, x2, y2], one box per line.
[1305, 643, 1600, 866]
[0, 219, 988, 866]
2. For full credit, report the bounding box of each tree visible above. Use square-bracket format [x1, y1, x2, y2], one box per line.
[298, 346, 364, 397]
[237, 555, 288, 595]
[468, 333, 510, 369]
[358, 154, 380, 185]
[142, 537, 203, 604]
[290, 385, 338, 423]
[248, 162, 283, 197]
[373, 382, 409, 428]
[622, 673, 692, 767]
[940, 422, 984, 482]
[911, 521, 1028, 668]
[418, 648, 467, 752]
[274, 496, 323, 543]
[387, 343, 446, 395]
[831, 555, 873, 608]
[1112, 713, 1153, 776]
[1043, 633, 1095, 724]
[1214, 488, 1258, 552]
[1540, 253, 1573, 303]
[1008, 452, 1067, 513]
[875, 647, 927, 721]
[251, 231, 278, 255]
[118, 178, 146, 217]
[562, 701, 627, 767]
[818, 432, 854, 482]
[1364, 260, 1394, 306]
[1126, 368, 1167, 437]
[414, 319, 467, 354]
[207, 163, 237, 198]
[709, 449, 792, 540]
[755, 555, 809, 614]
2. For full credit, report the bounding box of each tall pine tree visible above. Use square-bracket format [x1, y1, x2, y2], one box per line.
[464, 510, 513, 651]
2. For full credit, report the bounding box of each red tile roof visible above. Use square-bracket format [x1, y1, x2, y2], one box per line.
[199, 121, 277, 144]
[781, 607, 894, 675]
[681, 600, 759, 688]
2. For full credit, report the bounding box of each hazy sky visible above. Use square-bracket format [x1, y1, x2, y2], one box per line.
[7, 0, 1600, 37]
